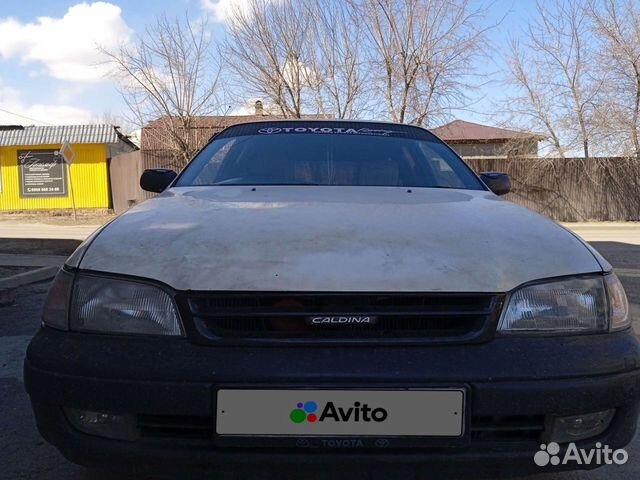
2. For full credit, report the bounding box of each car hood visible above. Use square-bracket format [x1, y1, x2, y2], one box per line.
[79, 186, 603, 292]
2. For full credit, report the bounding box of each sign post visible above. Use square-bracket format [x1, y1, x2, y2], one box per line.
[59, 141, 77, 221]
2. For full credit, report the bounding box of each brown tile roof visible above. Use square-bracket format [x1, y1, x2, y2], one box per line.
[141, 114, 332, 152]
[431, 120, 544, 143]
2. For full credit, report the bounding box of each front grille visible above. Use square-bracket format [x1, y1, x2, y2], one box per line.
[137, 414, 213, 439]
[181, 292, 504, 343]
[471, 415, 545, 442]
[135, 414, 545, 444]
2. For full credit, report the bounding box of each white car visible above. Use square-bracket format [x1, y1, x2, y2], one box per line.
[26, 120, 639, 478]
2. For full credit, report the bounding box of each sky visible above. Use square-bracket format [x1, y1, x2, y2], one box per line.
[0, 0, 540, 132]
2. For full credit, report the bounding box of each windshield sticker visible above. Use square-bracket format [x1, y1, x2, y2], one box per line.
[257, 127, 400, 136]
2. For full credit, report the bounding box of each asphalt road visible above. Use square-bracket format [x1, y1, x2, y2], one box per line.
[1, 241, 640, 480]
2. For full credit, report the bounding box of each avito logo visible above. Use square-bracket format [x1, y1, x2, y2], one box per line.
[290, 401, 319, 423]
[290, 401, 388, 423]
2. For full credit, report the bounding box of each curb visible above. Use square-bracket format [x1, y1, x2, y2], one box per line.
[0, 266, 58, 307]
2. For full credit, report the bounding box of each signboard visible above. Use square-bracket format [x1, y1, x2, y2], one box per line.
[18, 149, 67, 197]
[60, 141, 76, 164]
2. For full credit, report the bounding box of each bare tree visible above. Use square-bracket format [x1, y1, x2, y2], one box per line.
[223, 0, 371, 119]
[223, 0, 490, 123]
[304, 0, 370, 118]
[589, 0, 640, 160]
[536, 0, 598, 158]
[505, 40, 566, 157]
[103, 14, 223, 168]
[360, 0, 491, 126]
[224, 0, 312, 118]
[503, 0, 601, 158]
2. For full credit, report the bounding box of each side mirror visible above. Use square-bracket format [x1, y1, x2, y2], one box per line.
[140, 169, 177, 193]
[479, 172, 511, 196]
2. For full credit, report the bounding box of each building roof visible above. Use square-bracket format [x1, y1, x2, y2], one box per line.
[144, 113, 332, 130]
[141, 113, 332, 151]
[0, 124, 122, 146]
[431, 120, 544, 143]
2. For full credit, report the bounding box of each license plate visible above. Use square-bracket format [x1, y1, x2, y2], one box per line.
[216, 389, 464, 437]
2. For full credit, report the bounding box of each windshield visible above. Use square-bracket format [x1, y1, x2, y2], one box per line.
[176, 124, 485, 190]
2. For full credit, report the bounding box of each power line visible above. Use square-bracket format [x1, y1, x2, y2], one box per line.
[0, 107, 54, 126]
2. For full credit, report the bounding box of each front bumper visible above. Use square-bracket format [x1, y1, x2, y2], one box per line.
[25, 327, 640, 478]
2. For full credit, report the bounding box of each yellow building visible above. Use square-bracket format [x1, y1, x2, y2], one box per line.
[0, 125, 136, 211]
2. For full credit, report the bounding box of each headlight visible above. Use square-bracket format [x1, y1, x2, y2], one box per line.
[499, 274, 629, 334]
[69, 273, 183, 336]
